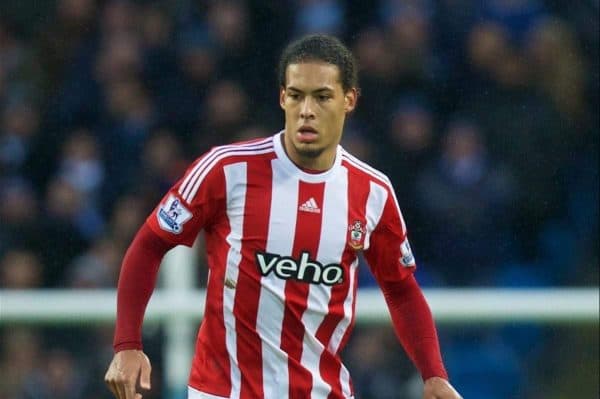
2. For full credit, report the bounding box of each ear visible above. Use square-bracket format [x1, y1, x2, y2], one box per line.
[344, 88, 358, 114]
[279, 87, 286, 110]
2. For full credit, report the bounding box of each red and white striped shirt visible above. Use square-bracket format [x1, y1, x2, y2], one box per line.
[146, 132, 416, 399]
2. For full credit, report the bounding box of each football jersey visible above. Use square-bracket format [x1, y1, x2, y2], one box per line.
[146, 132, 416, 399]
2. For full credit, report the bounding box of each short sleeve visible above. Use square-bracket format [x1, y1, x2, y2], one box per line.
[146, 153, 226, 247]
[363, 187, 416, 283]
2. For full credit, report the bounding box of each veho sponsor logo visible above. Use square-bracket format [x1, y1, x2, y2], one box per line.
[255, 251, 344, 285]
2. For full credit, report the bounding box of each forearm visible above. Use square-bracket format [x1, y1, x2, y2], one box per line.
[113, 223, 173, 352]
[380, 274, 448, 381]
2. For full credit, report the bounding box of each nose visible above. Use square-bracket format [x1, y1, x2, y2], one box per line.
[300, 97, 316, 120]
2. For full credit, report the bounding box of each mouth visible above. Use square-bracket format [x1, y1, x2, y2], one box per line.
[297, 125, 318, 143]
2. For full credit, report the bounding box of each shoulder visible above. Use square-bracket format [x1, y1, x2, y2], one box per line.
[177, 136, 275, 202]
[190, 136, 276, 170]
[340, 148, 394, 191]
[206, 136, 275, 162]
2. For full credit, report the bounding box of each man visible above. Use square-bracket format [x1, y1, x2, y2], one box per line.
[105, 34, 461, 399]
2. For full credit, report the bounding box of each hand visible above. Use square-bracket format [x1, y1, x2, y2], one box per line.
[423, 376, 462, 399]
[104, 349, 152, 399]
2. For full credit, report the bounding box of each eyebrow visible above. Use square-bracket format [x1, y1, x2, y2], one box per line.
[286, 86, 335, 94]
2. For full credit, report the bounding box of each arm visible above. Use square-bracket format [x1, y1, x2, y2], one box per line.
[380, 275, 446, 381]
[104, 150, 226, 398]
[364, 184, 461, 398]
[380, 275, 461, 399]
[104, 223, 174, 399]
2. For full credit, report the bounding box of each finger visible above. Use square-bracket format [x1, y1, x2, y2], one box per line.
[106, 372, 123, 399]
[139, 355, 152, 390]
[124, 380, 137, 399]
[108, 379, 123, 399]
[104, 372, 115, 396]
[117, 380, 129, 399]
[135, 394, 143, 399]
[106, 379, 119, 398]
[446, 384, 462, 399]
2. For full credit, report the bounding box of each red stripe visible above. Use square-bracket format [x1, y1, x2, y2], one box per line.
[319, 165, 370, 398]
[234, 158, 274, 398]
[188, 172, 231, 395]
[315, 257, 350, 399]
[335, 263, 359, 396]
[281, 181, 325, 399]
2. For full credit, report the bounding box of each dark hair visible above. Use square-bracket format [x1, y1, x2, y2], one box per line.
[278, 34, 358, 92]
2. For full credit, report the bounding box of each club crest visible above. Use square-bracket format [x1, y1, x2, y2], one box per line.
[348, 220, 366, 250]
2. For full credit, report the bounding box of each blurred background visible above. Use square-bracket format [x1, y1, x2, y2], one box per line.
[0, 0, 598, 398]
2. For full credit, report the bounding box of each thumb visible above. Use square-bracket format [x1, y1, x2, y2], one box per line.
[139, 354, 152, 390]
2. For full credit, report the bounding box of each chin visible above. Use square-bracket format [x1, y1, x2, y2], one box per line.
[295, 143, 324, 159]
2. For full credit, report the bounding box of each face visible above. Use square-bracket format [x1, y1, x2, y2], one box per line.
[280, 62, 357, 170]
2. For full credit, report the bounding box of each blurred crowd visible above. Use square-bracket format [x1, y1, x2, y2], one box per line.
[0, 0, 598, 398]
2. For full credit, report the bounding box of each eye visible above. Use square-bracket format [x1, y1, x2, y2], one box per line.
[318, 94, 331, 102]
[288, 92, 300, 100]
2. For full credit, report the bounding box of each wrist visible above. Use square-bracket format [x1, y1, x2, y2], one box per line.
[113, 341, 143, 353]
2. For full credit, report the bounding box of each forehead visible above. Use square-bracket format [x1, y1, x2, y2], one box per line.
[284, 62, 342, 90]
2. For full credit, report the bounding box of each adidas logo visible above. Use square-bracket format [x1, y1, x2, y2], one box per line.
[299, 197, 321, 214]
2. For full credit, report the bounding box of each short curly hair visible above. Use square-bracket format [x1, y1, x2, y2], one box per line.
[278, 34, 358, 93]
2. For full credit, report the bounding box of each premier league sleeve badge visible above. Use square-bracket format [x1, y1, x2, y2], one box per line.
[157, 194, 192, 234]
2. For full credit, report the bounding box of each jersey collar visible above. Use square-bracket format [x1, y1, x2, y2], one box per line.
[273, 131, 342, 183]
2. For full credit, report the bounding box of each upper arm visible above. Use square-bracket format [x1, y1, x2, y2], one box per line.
[363, 185, 416, 283]
[146, 153, 226, 247]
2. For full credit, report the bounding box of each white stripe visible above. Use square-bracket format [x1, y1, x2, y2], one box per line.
[333, 257, 358, 399]
[364, 181, 388, 249]
[179, 138, 272, 198]
[180, 139, 273, 201]
[309, 198, 318, 208]
[182, 141, 272, 200]
[300, 168, 349, 398]
[342, 152, 407, 233]
[183, 146, 273, 203]
[328, 258, 357, 355]
[387, 182, 407, 232]
[256, 159, 298, 399]
[188, 386, 228, 399]
[339, 359, 353, 398]
[341, 151, 390, 186]
[222, 162, 248, 399]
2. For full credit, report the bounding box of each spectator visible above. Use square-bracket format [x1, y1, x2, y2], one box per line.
[0, 177, 39, 255]
[293, 0, 345, 36]
[415, 118, 518, 284]
[137, 128, 188, 202]
[0, 101, 40, 178]
[57, 129, 105, 205]
[375, 95, 436, 251]
[352, 27, 396, 136]
[0, 328, 42, 398]
[524, 17, 587, 122]
[0, 19, 42, 103]
[19, 348, 88, 399]
[195, 80, 250, 152]
[37, 0, 98, 95]
[67, 237, 121, 288]
[0, 249, 43, 288]
[37, 177, 90, 286]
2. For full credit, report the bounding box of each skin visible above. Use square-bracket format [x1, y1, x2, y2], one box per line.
[104, 350, 151, 399]
[280, 62, 357, 171]
[105, 61, 461, 399]
[424, 376, 463, 399]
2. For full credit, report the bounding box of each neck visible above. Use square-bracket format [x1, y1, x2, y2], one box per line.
[281, 134, 336, 171]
